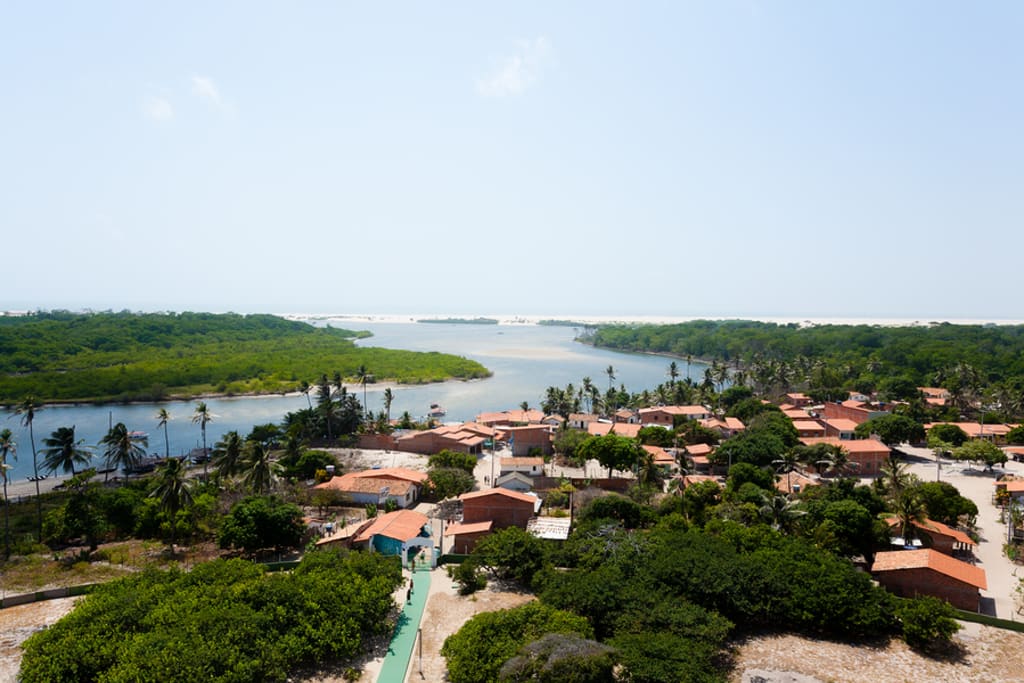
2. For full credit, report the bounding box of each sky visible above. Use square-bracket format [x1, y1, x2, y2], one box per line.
[2, 2, 1022, 321]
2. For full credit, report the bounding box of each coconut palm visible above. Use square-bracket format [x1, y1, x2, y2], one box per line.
[41, 425, 93, 475]
[606, 365, 616, 391]
[772, 451, 801, 495]
[242, 441, 280, 495]
[668, 362, 680, 387]
[191, 402, 213, 478]
[758, 493, 806, 533]
[212, 430, 244, 479]
[101, 423, 148, 484]
[880, 454, 912, 501]
[356, 365, 371, 417]
[383, 387, 394, 424]
[893, 488, 926, 547]
[1, 428, 16, 559]
[156, 408, 172, 458]
[150, 458, 193, 550]
[299, 380, 312, 409]
[15, 396, 43, 539]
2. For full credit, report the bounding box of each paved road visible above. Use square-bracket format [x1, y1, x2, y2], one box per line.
[377, 564, 432, 683]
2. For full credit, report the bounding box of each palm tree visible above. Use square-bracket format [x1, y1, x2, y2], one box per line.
[191, 402, 213, 478]
[242, 441, 279, 495]
[758, 493, 806, 533]
[772, 451, 801, 495]
[880, 454, 912, 501]
[0, 428, 16, 559]
[41, 425, 92, 475]
[299, 380, 312, 409]
[15, 396, 43, 539]
[668, 361, 679, 387]
[156, 408, 172, 457]
[383, 387, 394, 424]
[356, 365, 371, 417]
[211, 430, 244, 479]
[893, 489, 926, 547]
[606, 365, 616, 392]
[150, 458, 193, 551]
[101, 423, 148, 484]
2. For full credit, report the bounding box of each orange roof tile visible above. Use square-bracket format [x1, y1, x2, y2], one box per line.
[884, 517, 976, 546]
[315, 475, 414, 496]
[460, 488, 537, 505]
[444, 520, 493, 536]
[353, 510, 429, 543]
[872, 549, 986, 590]
[352, 467, 429, 484]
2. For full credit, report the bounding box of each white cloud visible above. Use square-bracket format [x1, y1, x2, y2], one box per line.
[477, 37, 552, 98]
[191, 75, 235, 118]
[142, 95, 174, 121]
[191, 76, 221, 105]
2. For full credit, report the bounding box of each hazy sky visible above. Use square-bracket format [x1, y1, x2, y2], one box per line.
[2, 3, 1022, 320]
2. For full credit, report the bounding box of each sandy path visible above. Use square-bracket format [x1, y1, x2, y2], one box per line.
[0, 597, 79, 683]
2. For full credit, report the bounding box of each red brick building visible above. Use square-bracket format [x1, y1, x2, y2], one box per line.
[460, 488, 539, 529]
[872, 549, 987, 611]
[800, 436, 890, 476]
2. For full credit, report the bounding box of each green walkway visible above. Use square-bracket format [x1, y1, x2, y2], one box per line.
[377, 565, 432, 683]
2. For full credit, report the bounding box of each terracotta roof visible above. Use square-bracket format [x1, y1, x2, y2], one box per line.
[639, 405, 708, 416]
[460, 488, 538, 505]
[642, 445, 675, 464]
[792, 420, 825, 432]
[352, 467, 429, 484]
[774, 471, 819, 494]
[568, 413, 599, 423]
[800, 437, 890, 454]
[723, 417, 745, 431]
[444, 520, 493, 536]
[587, 422, 642, 438]
[783, 409, 809, 420]
[353, 510, 429, 544]
[823, 418, 859, 432]
[680, 474, 718, 488]
[884, 517, 975, 547]
[685, 443, 714, 456]
[872, 549, 987, 590]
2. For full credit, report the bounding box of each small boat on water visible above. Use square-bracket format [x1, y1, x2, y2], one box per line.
[428, 403, 446, 418]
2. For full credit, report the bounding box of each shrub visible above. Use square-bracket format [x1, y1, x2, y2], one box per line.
[896, 596, 961, 651]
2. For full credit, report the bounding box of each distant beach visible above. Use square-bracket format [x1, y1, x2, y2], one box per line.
[286, 312, 1024, 327]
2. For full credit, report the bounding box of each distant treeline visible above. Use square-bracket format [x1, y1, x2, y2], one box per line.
[584, 320, 1024, 384]
[0, 311, 490, 404]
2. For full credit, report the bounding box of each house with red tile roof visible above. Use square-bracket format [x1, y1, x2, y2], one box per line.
[350, 509, 432, 558]
[395, 424, 488, 455]
[791, 420, 826, 438]
[500, 456, 545, 477]
[872, 548, 987, 611]
[638, 405, 711, 426]
[925, 422, 1015, 444]
[822, 418, 859, 440]
[475, 409, 546, 426]
[587, 421, 642, 438]
[799, 436, 891, 475]
[884, 517, 976, 556]
[568, 413, 600, 430]
[785, 392, 812, 407]
[774, 470, 819, 495]
[822, 400, 891, 425]
[460, 488, 541, 530]
[314, 467, 429, 509]
[782, 408, 810, 421]
[642, 444, 676, 469]
[700, 417, 745, 438]
[443, 520, 492, 554]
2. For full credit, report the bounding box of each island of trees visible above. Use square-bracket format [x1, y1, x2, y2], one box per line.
[0, 311, 490, 404]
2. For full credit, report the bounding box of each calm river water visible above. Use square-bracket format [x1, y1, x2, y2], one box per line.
[0, 321, 705, 481]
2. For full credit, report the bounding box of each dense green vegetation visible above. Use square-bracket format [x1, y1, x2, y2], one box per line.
[19, 549, 403, 682]
[444, 453, 967, 681]
[0, 311, 490, 403]
[583, 320, 1024, 417]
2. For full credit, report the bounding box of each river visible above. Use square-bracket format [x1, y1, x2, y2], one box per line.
[0, 320, 705, 481]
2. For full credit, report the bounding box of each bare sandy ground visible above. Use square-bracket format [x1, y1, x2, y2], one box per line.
[730, 621, 1024, 683]
[0, 597, 79, 683]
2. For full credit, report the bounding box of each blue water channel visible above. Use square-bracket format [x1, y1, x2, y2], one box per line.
[0, 320, 706, 481]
